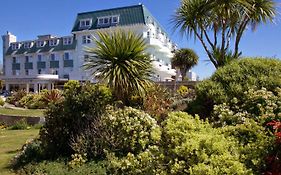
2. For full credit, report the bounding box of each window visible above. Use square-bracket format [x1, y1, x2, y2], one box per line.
[36, 41, 45, 47]
[49, 39, 58, 46]
[64, 52, 70, 60]
[38, 55, 42, 62]
[25, 70, 29, 75]
[50, 54, 56, 61]
[79, 19, 92, 28]
[98, 18, 104, 25]
[97, 15, 120, 26]
[11, 43, 20, 50]
[63, 37, 73, 45]
[24, 42, 32, 49]
[82, 35, 91, 44]
[25, 56, 29, 63]
[112, 16, 119, 24]
[104, 17, 109, 24]
[12, 57, 16, 63]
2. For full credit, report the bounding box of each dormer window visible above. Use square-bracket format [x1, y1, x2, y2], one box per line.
[24, 42, 32, 49]
[80, 19, 92, 29]
[49, 39, 59, 46]
[63, 37, 73, 45]
[112, 16, 119, 24]
[36, 41, 45, 47]
[11, 43, 20, 50]
[97, 15, 119, 27]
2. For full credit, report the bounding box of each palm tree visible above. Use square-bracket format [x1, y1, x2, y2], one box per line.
[172, 48, 198, 81]
[83, 30, 153, 104]
[173, 0, 276, 68]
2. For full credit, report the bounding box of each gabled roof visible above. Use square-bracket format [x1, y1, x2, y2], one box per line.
[71, 4, 166, 33]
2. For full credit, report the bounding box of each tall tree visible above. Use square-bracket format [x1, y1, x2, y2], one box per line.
[172, 48, 199, 81]
[173, 0, 276, 68]
[83, 30, 153, 104]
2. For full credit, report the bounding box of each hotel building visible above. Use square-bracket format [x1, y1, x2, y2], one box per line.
[1, 4, 177, 92]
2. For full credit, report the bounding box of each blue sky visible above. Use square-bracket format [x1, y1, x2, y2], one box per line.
[0, 0, 280, 79]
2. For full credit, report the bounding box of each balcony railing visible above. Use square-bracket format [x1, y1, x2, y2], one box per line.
[50, 61, 59, 68]
[63, 60, 73, 67]
[24, 62, 33, 69]
[37, 61, 46, 69]
[12, 63, 20, 70]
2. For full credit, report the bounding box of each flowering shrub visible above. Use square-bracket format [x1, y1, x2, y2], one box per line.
[161, 112, 250, 174]
[189, 58, 281, 118]
[143, 85, 173, 122]
[265, 120, 281, 174]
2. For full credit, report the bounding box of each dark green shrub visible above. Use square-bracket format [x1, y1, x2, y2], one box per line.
[12, 139, 45, 169]
[39, 81, 112, 158]
[9, 119, 29, 130]
[189, 58, 281, 118]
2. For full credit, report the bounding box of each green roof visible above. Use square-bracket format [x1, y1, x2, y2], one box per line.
[5, 38, 76, 56]
[71, 4, 166, 33]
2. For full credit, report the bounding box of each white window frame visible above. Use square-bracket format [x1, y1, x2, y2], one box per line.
[97, 17, 104, 26]
[23, 42, 32, 49]
[11, 43, 20, 50]
[49, 39, 58, 46]
[79, 18, 92, 28]
[63, 37, 73, 45]
[103, 17, 110, 25]
[82, 35, 91, 44]
[111, 15, 119, 24]
[36, 41, 45, 47]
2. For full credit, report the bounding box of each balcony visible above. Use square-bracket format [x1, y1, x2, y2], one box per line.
[63, 60, 73, 67]
[37, 61, 46, 69]
[50, 61, 59, 68]
[24, 62, 33, 69]
[12, 63, 20, 70]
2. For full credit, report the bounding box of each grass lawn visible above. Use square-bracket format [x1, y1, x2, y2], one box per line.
[0, 108, 44, 117]
[0, 129, 39, 175]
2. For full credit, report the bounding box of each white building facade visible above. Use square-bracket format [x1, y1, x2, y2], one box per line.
[1, 4, 177, 92]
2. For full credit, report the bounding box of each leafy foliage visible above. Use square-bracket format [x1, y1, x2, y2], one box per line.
[39, 81, 112, 158]
[142, 85, 173, 122]
[172, 48, 198, 80]
[173, 0, 276, 68]
[84, 30, 153, 104]
[71, 107, 161, 160]
[0, 97, 4, 106]
[189, 58, 281, 118]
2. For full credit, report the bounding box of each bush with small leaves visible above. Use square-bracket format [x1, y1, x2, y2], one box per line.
[189, 58, 281, 118]
[71, 107, 161, 160]
[161, 112, 250, 174]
